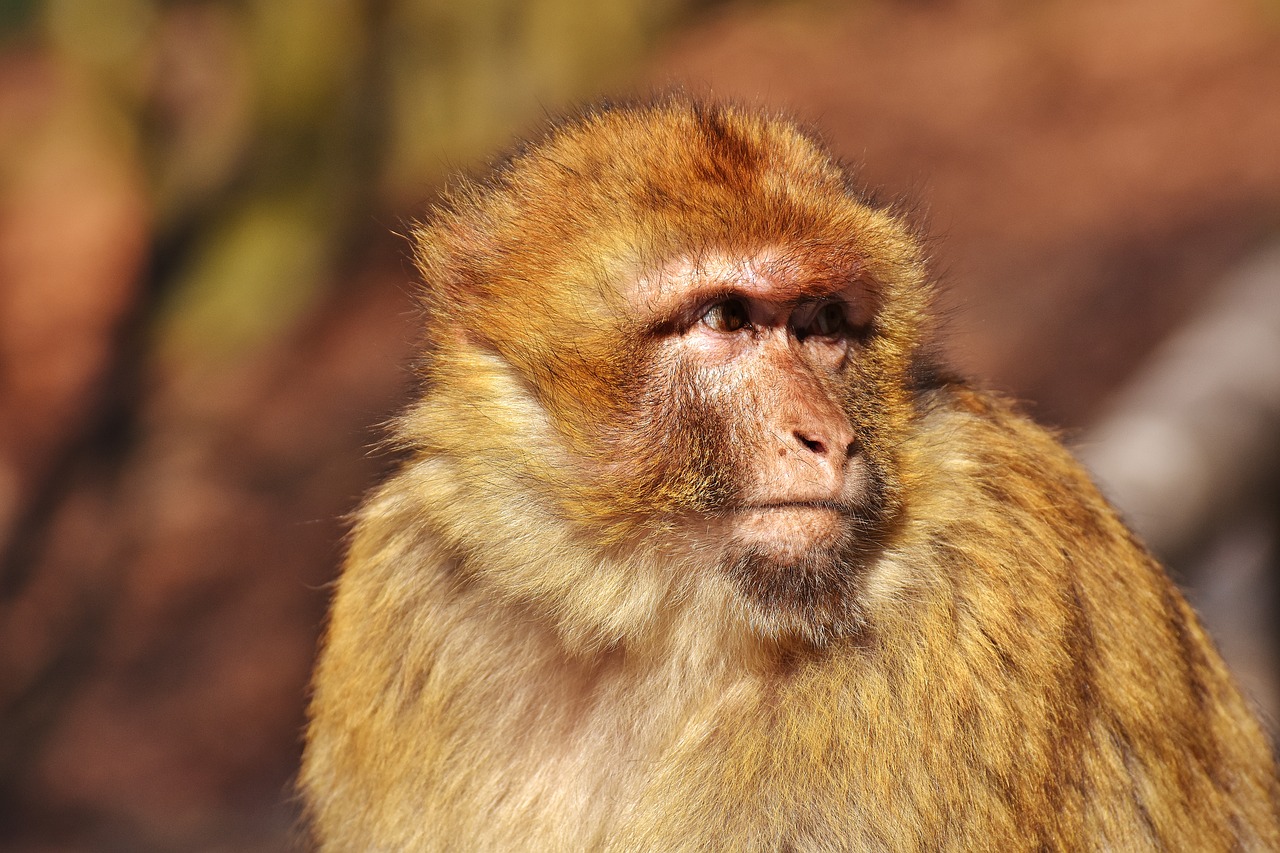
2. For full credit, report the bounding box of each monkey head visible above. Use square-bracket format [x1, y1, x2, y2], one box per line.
[405, 101, 932, 648]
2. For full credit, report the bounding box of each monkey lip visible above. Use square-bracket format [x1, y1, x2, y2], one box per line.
[721, 502, 852, 560]
[728, 501, 850, 534]
[733, 501, 849, 515]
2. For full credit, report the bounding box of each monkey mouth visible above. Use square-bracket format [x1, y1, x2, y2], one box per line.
[738, 500, 849, 513]
[721, 501, 853, 555]
[726, 501, 854, 524]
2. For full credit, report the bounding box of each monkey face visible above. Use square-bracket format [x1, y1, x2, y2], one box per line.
[606, 252, 900, 643]
[410, 101, 928, 645]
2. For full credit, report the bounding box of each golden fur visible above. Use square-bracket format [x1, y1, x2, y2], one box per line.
[301, 100, 1280, 850]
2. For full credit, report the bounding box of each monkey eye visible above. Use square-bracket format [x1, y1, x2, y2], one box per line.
[796, 301, 850, 339]
[701, 298, 751, 333]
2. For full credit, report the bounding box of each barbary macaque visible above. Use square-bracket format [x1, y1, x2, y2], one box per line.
[300, 99, 1280, 850]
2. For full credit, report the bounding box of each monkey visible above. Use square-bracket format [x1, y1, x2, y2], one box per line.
[300, 99, 1280, 851]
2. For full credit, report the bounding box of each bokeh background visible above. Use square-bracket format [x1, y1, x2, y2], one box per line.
[2, 0, 1279, 849]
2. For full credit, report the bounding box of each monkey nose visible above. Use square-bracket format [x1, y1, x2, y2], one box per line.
[791, 430, 855, 466]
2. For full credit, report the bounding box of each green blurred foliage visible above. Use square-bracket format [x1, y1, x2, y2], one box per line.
[0, 0, 35, 39]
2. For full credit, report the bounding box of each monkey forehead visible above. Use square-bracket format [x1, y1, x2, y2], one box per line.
[628, 251, 873, 318]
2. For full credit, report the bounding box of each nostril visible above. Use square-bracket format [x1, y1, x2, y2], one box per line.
[794, 431, 827, 455]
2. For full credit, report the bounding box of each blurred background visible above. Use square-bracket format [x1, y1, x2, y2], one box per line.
[1, 0, 1278, 849]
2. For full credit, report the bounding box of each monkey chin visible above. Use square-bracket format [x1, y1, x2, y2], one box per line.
[720, 506, 871, 649]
